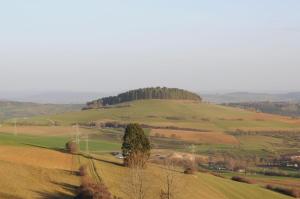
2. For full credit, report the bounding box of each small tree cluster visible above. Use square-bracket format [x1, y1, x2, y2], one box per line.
[66, 140, 79, 154]
[224, 157, 247, 171]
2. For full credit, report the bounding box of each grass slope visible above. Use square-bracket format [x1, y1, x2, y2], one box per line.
[0, 145, 80, 199]
[80, 154, 293, 199]
[27, 100, 300, 131]
[0, 130, 294, 199]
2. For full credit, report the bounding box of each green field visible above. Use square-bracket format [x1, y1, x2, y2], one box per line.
[0, 133, 121, 152]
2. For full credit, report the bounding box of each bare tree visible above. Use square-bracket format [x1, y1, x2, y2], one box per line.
[160, 160, 179, 199]
[122, 165, 148, 199]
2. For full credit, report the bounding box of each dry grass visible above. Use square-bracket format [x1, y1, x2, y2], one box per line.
[83, 154, 291, 199]
[0, 146, 75, 171]
[0, 160, 79, 199]
[151, 129, 239, 145]
[0, 145, 292, 199]
[0, 146, 80, 199]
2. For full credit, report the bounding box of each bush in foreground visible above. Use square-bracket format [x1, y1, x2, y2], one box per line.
[75, 165, 122, 199]
[79, 165, 89, 177]
[75, 176, 114, 199]
[266, 185, 300, 198]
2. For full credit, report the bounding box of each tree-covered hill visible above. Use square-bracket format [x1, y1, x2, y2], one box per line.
[85, 87, 201, 109]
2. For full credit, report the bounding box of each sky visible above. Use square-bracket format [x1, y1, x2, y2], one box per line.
[0, 0, 300, 93]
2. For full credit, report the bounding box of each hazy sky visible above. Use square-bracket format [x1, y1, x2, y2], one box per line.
[0, 0, 300, 92]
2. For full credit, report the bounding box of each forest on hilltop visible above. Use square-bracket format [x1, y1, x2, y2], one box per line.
[85, 87, 201, 109]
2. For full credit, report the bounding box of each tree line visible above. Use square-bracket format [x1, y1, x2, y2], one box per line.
[85, 87, 201, 108]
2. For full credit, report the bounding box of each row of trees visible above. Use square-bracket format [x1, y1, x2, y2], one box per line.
[86, 87, 202, 108]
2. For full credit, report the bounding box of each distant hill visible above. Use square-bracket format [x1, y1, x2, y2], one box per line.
[0, 101, 83, 121]
[85, 87, 201, 109]
[202, 92, 300, 103]
[0, 91, 113, 104]
[225, 101, 300, 117]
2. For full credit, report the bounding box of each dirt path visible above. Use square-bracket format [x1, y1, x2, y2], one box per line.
[77, 154, 102, 184]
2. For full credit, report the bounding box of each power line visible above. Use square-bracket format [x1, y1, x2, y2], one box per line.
[14, 119, 17, 136]
[86, 134, 89, 155]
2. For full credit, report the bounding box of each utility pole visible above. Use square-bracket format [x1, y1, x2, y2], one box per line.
[190, 144, 196, 155]
[14, 119, 17, 136]
[76, 123, 79, 144]
[86, 134, 89, 155]
[75, 123, 81, 152]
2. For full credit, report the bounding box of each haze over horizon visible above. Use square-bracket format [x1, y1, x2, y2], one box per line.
[1, 1, 300, 93]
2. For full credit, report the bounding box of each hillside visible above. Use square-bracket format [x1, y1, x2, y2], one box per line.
[85, 87, 201, 109]
[202, 92, 300, 103]
[26, 99, 300, 132]
[0, 136, 293, 199]
[224, 101, 300, 117]
[0, 91, 111, 104]
[1, 100, 300, 199]
[0, 101, 83, 121]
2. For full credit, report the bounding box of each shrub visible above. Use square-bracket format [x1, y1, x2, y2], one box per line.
[184, 167, 196, 175]
[266, 185, 300, 198]
[210, 172, 225, 178]
[183, 161, 197, 175]
[65, 141, 78, 154]
[79, 165, 89, 177]
[76, 176, 112, 199]
[231, 176, 254, 184]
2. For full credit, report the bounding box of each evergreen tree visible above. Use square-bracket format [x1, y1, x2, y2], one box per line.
[122, 123, 151, 168]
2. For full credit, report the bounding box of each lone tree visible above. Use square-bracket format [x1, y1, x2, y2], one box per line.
[122, 123, 151, 168]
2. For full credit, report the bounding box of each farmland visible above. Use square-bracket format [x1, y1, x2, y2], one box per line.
[18, 100, 300, 132]
[0, 137, 293, 199]
[1, 99, 300, 199]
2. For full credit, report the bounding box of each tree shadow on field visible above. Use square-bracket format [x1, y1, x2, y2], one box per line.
[23, 143, 124, 168]
[22, 143, 67, 153]
[34, 182, 78, 199]
[35, 190, 74, 199]
[80, 153, 124, 167]
[0, 192, 23, 199]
